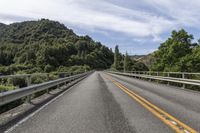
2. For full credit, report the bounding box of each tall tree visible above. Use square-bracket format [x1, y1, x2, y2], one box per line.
[114, 45, 120, 70]
[124, 52, 130, 72]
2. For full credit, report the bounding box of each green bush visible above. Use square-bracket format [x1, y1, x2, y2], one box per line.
[9, 77, 27, 88]
[31, 74, 48, 84]
[44, 64, 55, 73]
[0, 85, 15, 92]
[0, 66, 8, 74]
[57, 65, 90, 74]
[48, 73, 59, 80]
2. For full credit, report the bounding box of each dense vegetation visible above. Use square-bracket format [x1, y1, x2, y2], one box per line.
[151, 29, 200, 72]
[112, 45, 149, 71]
[0, 19, 114, 74]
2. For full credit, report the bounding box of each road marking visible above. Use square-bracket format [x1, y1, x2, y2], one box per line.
[106, 75, 198, 133]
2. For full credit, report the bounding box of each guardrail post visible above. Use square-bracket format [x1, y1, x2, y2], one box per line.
[135, 72, 138, 79]
[57, 84, 60, 89]
[167, 73, 170, 85]
[46, 74, 50, 81]
[182, 73, 185, 88]
[140, 72, 143, 79]
[156, 72, 159, 83]
[138, 72, 140, 79]
[70, 78, 74, 83]
[132, 72, 135, 78]
[26, 95, 32, 103]
[143, 72, 147, 80]
[26, 76, 31, 86]
[46, 88, 50, 94]
[136, 72, 138, 79]
[26, 76, 32, 103]
[46, 74, 50, 93]
[148, 72, 151, 82]
[69, 77, 72, 84]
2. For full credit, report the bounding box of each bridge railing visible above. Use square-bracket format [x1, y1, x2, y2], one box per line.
[0, 71, 85, 92]
[108, 71, 200, 90]
[0, 71, 92, 107]
[125, 71, 200, 79]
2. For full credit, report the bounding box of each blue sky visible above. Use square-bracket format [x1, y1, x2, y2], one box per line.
[0, 0, 200, 55]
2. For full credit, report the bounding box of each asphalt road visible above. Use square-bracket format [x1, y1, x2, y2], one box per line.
[5, 72, 200, 133]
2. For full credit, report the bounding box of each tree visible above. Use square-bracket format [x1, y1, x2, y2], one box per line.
[124, 52, 130, 72]
[151, 29, 196, 72]
[113, 45, 120, 70]
[178, 45, 200, 72]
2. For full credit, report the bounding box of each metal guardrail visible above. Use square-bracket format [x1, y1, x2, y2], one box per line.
[0, 72, 83, 79]
[0, 71, 85, 90]
[108, 71, 200, 88]
[0, 71, 92, 106]
[0, 73, 48, 88]
[0, 72, 84, 81]
[126, 71, 200, 78]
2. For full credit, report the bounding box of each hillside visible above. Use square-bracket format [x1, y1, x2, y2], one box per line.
[130, 54, 155, 68]
[0, 19, 114, 74]
[0, 19, 76, 44]
[130, 55, 145, 60]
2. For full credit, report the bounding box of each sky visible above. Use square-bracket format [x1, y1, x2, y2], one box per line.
[0, 0, 200, 55]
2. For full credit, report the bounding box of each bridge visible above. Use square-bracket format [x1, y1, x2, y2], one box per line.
[0, 71, 200, 133]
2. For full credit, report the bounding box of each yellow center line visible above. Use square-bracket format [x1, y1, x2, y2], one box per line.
[105, 75, 198, 133]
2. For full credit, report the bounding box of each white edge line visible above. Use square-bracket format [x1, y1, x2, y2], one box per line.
[4, 81, 82, 133]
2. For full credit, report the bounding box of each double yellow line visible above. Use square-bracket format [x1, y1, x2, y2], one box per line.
[106, 76, 198, 133]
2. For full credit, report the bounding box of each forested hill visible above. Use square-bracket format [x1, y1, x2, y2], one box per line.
[0, 19, 76, 44]
[0, 19, 114, 74]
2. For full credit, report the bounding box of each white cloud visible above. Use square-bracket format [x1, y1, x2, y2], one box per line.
[0, 0, 174, 39]
[1, 0, 200, 55]
[144, 0, 200, 27]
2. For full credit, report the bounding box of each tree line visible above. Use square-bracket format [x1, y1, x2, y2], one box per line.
[1, 19, 198, 75]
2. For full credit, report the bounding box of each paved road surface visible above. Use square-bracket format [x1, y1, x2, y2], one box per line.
[6, 72, 200, 133]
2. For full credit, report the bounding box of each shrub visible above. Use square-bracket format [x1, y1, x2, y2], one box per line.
[44, 64, 55, 73]
[0, 85, 15, 92]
